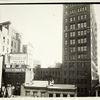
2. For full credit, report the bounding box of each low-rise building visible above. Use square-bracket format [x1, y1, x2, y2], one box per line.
[21, 80, 77, 97]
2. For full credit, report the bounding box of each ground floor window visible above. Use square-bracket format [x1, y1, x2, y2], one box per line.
[25, 91, 30, 96]
[63, 94, 67, 97]
[49, 93, 53, 97]
[41, 92, 45, 97]
[70, 94, 74, 97]
[33, 91, 38, 97]
[56, 93, 60, 97]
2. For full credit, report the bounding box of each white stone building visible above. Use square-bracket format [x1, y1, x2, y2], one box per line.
[21, 80, 77, 97]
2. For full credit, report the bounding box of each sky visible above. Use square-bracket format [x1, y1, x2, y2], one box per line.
[0, 4, 100, 70]
[0, 4, 63, 68]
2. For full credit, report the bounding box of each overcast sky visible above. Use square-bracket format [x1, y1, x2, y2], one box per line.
[0, 4, 100, 70]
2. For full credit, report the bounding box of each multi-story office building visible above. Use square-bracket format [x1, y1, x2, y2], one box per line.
[0, 21, 23, 96]
[22, 43, 34, 68]
[0, 21, 11, 55]
[62, 4, 99, 96]
[0, 21, 22, 55]
[10, 29, 22, 53]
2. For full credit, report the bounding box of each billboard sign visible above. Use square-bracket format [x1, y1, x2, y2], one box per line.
[10, 54, 27, 65]
[5, 68, 25, 72]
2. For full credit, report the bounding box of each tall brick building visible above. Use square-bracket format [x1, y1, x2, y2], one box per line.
[62, 4, 99, 96]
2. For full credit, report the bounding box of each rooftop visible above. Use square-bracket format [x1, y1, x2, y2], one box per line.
[0, 21, 11, 25]
[47, 84, 77, 90]
[24, 81, 76, 90]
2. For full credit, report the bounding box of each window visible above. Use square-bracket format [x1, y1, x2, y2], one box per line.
[81, 54, 83, 58]
[70, 47, 73, 52]
[73, 48, 75, 52]
[84, 15, 87, 19]
[41, 92, 45, 97]
[81, 31, 83, 35]
[78, 15, 87, 20]
[65, 40, 67, 45]
[84, 46, 87, 51]
[78, 8, 80, 12]
[70, 9, 75, 14]
[80, 8, 82, 11]
[78, 55, 80, 59]
[65, 19, 67, 23]
[70, 32, 73, 37]
[14, 42, 16, 48]
[78, 16, 80, 20]
[73, 17, 75, 21]
[70, 47, 75, 52]
[70, 40, 72, 45]
[81, 15, 83, 20]
[25, 91, 30, 96]
[70, 39, 75, 45]
[84, 38, 87, 43]
[70, 24, 75, 30]
[78, 39, 80, 44]
[65, 33, 67, 37]
[11, 41, 13, 46]
[81, 39, 83, 43]
[78, 31, 81, 36]
[73, 40, 74, 45]
[78, 23, 80, 29]
[65, 12, 67, 15]
[3, 37, 5, 43]
[84, 54, 87, 58]
[7, 39, 9, 45]
[7, 48, 9, 53]
[56, 93, 60, 97]
[70, 17, 75, 22]
[73, 24, 75, 29]
[70, 17, 72, 22]
[84, 22, 87, 27]
[78, 47, 80, 51]
[77, 7, 87, 12]
[70, 25, 72, 30]
[65, 6, 68, 8]
[84, 30, 87, 35]
[73, 32, 75, 37]
[81, 23, 84, 28]
[49, 93, 53, 97]
[70, 55, 76, 60]
[73, 40, 75, 44]
[85, 7, 87, 10]
[33, 91, 38, 97]
[81, 47, 84, 51]
[63, 94, 67, 97]
[65, 26, 67, 30]
[70, 94, 74, 97]
[70, 32, 75, 37]
[78, 22, 87, 29]
[3, 46, 5, 52]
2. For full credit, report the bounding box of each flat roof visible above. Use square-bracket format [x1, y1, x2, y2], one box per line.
[47, 84, 76, 90]
[24, 81, 76, 90]
[0, 21, 11, 25]
[25, 81, 48, 88]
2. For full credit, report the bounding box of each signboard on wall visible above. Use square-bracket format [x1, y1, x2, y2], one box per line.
[5, 68, 25, 72]
[10, 54, 27, 65]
